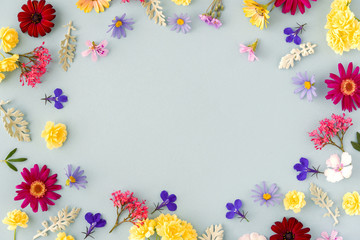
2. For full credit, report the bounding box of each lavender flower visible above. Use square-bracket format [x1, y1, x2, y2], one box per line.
[83, 212, 107, 239]
[199, 14, 222, 29]
[226, 199, 249, 222]
[168, 14, 191, 34]
[41, 88, 68, 109]
[251, 182, 282, 207]
[294, 157, 323, 181]
[107, 14, 134, 39]
[284, 23, 306, 45]
[292, 72, 317, 102]
[65, 165, 88, 189]
[151, 190, 177, 214]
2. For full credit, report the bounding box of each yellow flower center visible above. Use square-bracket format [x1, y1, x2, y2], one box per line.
[30, 181, 47, 198]
[116, 20, 123, 28]
[66, 176, 76, 186]
[304, 81, 312, 89]
[341, 79, 356, 96]
[177, 19, 185, 25]
[262, 193, 272, 200]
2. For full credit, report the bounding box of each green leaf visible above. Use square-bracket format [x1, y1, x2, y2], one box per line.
[351, 141, 360, 152]
[7, 158, 27, 162]
[357, 132, 360, 144]
[5, 148, 17, 160]
[5, 161, 17, 171]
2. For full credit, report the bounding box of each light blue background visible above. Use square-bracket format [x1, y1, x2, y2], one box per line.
[1, 0, 360, 239]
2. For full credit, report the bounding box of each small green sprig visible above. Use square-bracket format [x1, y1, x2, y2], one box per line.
[351, 132, 360, 152]
[1, 148, 27, 171]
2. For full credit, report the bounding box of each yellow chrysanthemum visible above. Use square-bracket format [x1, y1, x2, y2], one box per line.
[41, 121, 67, 150]
[155, 214, 185, 240]
[326, 30, 348, 54]
[181, 220, 197, 240]
[0, 54, 19, 72]
[283, 190, 306, 213]
[2, 209, 28, 231]
[129, 219, 156, 240]
[76, 0, 111, 13]
[171, 0, 191, 6]
[56, 232, 75, 240]
[0, 27, 19, 53]
[331, 0, 351, 11]
[243, 0, 270, 30]
[0, 73, 5, 83]
[343, 191, 360, 216]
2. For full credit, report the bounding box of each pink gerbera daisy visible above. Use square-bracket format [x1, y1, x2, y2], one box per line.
[325, 62, 360, 112]
[14, 164, 62, 213]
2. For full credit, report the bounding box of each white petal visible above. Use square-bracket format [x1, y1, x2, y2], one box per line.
[238, 234, 250, 240]
[342, 165, 353, 178]
[341, 152, 352, 166]
[325, 169, 344, 183]
[326, 154, 341, 168]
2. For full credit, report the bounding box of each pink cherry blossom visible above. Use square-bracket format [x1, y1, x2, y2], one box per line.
[82, 40, 109, 62]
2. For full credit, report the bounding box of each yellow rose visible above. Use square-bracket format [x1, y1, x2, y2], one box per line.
[343, 191, 360, 215]
[2, 209, 29, 231]
[56, 232, 75, 240]
[283, 190, 306, 213]
[0, 73, 5, 83]
[41, 121, 67, 150]
[129, 219, 156, 240]
[0, 54, 19, 72]
[171, 0, 191, 6]
[0, 27, 19, 52]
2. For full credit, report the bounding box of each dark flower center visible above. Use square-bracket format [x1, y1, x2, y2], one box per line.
[31, 13, 42, 24]
[341, 79, 356, 96]
[283, 232, 294, 240]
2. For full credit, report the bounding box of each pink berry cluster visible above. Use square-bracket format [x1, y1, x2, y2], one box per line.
[309, 114, 353, 150]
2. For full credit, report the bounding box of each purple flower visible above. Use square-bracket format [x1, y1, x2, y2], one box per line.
[292, 72, 317, 102]
[284, 23, 306, 45]
[168, 14, 191, 34]
[65, 165, 88, 190]
[294, 157, 323, 181]
[83, 212, 107, 239]
[225, 199, 249, 222]
[151, 190, 177, 214]
[41, 88, 68, 109]
[199, 14, 222, 29]
[251, 182, 282, 207]
[107, 14, 134, 39]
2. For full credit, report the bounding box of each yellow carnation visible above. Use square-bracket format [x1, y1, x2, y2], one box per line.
[331, 0, 351, 11]
[129, 219, 156, 240]
[0, 54, 19, 72]
[155, 214, 185, 240]
[0, 27, 19, 52]
[283, 190, 306, 213]
[41, 121, 68, 150]
[56, 232, 75, 240]
[2, 209, 29, 231]
[0, 73, 5, 83]
[171, 0, 191, 6]
[342, 191, 360, 215]
[181, 220, 197, 240]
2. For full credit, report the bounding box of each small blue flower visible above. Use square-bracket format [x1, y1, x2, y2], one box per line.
[65, 165, 88, 190]
[107, 14, 134, 39]
[151, 190, 177, 214]
[294, 157, 323, 181]
[225, 199, 249, 222]
[83, 212, 107, 239]
[42, 88, 68, 109]
[284, 23, 306, 45]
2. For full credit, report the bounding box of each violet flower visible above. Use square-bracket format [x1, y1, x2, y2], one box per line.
[294, 157, 323, 181]
[251, 182, 282, 207]
[65, 165, 88, 190]
[41, 88, 68, 109]
[83, 212, 107, 239]
[284, 23, 306, 45]
[107, 14, 134, 39]
[226, 199, 249, 222]
[151, 190, 177, 214]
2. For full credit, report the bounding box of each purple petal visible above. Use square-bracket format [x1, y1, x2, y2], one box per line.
[226, 203, 235, 211]
[54, 101, 64, 109]
[294, 35, 302, 45]
[284, 27, 294, 35]
[167, 202, 177, 211]
[294, 163, 306, 171]
[85, 212, 94, 224]
[297, 171, 308, 181]
[168, 194, 176, 202]
[286, 35, 294, 43]
[54, 88, 63, 97]
[160, 191, 169, 201]
[58, 95, 68, 103]
[96, 219, 107, 228]
[226, 211, 235, 219]
[300, 157, 309, 167]
[234, 199, 242, 209]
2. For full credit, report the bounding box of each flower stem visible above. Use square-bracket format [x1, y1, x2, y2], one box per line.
[14, 228, 16, 240]
[0, 51, 5, 59]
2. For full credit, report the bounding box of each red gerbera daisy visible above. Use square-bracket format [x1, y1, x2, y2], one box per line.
[274, 0, 317, 15]
[14, 164, 62, 213]
[17, 0, 56, 38]
[270, 217, 311, 240]
[325, 62, 360, 112]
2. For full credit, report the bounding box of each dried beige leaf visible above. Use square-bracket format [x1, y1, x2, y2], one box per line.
[199, 224, 224, 240]
[279, 42, 317, 69]
[309, 183, 340, 226]
[33, 206, 81, 239]
[142, 0, 166, 27]
[59, 21, 77, 71]
[0, 100, 30, 142]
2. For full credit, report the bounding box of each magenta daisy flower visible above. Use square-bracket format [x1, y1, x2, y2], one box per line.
[168, 13, 191, 34]
[14, 164, 62, 212]
[325, 62, 360, 112]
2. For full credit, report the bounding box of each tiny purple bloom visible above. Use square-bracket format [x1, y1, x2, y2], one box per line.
[225, 199, 249, 222]
[284, 23, 306, 45]
[41, 88, 68, 109]
[294, 157, 323, 181]
[251, 182, 282, 207]
[292, 72, 317, 102]
[107, 14, 135, 39]
[83, 212, 107, 239]
[151, 190, 177, 214]
[65, 165, 88, 190]
[168, 13, 191, 34]
[199, 14, 222, 29]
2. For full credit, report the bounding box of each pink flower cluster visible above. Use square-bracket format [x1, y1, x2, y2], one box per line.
[19, 43, 52, 88]
[199, 14, 222, 29]
[309, 114, 352, 150]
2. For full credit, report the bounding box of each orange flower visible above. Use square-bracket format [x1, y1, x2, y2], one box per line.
[76, 0, 111, 13]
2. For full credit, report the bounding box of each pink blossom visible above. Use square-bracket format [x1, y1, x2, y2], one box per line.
[239, 44, 258, 62]
[82, 40, 109, 62]
[317, 230, 343, 240]
[211, 18, 222, 29]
